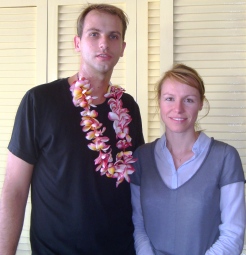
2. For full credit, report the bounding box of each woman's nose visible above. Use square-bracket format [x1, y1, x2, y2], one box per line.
[174, 100, 184, 113]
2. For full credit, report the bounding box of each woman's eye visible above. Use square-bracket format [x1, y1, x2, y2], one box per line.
[165, 97, 173, 101]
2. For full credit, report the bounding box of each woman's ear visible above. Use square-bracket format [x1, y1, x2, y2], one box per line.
[199, 100, 204, 111]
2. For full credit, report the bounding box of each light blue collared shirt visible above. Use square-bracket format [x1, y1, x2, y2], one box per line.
[155, 132, 211, 188]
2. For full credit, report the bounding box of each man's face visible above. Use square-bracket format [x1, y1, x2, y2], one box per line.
[74, 10, 126, 76]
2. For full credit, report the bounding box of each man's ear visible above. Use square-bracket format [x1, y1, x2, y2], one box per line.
[120, 42, 126, 57]
[74, 35, 81, 52]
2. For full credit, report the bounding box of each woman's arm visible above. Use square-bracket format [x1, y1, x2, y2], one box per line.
[131, 183, 155, 255]
[205, 182, 246, 255]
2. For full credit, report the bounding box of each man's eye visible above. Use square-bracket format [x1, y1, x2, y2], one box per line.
[110, 34, 119, 39]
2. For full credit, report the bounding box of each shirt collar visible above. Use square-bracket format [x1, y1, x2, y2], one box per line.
[160, 131, 211, 158]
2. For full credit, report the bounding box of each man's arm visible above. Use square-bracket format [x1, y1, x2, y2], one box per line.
[0, 151, 33, 255]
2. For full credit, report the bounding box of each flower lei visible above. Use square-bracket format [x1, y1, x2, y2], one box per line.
[70, 77, 137, 187]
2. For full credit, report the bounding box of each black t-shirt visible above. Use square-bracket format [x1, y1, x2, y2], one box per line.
[8, 78, 144, 255]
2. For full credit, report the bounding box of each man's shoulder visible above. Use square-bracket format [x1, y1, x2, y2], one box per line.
[21, 78, 69, 105]
[121, 92, 138, 107]
[29, 78, 68, 93]
[24, 79, 68, 100]
[121, 91, 134, 100]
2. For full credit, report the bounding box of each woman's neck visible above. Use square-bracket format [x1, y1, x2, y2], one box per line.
[166, 131, 199, 169]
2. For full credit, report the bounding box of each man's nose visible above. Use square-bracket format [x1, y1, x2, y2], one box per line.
[99, 36, 109, 51]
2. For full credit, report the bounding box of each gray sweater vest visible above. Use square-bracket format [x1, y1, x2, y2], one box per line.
[131, 138, 245, 255]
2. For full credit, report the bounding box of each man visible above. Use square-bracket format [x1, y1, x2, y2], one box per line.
[0, 4, 144, 255]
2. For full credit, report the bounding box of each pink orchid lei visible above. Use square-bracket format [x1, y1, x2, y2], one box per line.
[70, 76, 137, 187]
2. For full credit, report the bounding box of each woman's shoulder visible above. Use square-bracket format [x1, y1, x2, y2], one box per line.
[211, 138, 239, 156]
[135, 139, 159, 154]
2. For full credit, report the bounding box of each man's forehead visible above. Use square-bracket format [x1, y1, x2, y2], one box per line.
[84, 10, 119, 20]
[83, 11, 123, 34]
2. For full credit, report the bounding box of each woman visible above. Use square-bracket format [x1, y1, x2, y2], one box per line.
[130, 64, 245, 255]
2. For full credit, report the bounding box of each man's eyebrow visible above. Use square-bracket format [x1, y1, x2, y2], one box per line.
[85, 28, 122, 36]
[110, 31, 122, 35]
[85, 28, 100, 33]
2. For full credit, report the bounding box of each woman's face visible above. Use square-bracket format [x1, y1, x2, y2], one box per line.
[159, 78, 203, 135]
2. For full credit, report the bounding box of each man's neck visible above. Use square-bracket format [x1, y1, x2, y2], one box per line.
[68, 72, 111, 105]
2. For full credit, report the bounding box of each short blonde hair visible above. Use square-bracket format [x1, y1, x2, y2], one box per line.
[77, 3, 129, 40]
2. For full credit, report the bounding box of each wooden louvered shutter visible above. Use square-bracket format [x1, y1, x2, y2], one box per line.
[136, 0, 161, 142]
[173, 0, 246, 173]
[0, 1, 47, 254]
